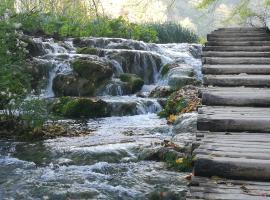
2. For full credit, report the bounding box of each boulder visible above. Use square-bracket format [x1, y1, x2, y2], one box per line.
[76, 47, 100, 55]
[172, 113, 198, 135]
[53, 57, 114, 97]
[149, 86, 173, 98]
[167, 64, 196, 90]
[71, 57, 113, 83]
[52, 97, 109, 118]
[53, 74, 96, 97]
[26, 59, 52, 91]
[21, 36, 47, 57]
[119, 73, 144, 93]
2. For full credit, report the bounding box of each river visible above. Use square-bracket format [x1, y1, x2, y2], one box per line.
[0, 37, 201, 199]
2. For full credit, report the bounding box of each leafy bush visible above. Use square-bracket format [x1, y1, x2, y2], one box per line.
[148, 22, 199, 43]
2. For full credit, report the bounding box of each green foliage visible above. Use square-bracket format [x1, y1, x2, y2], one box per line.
[76, 47, 99, 55]
[198, 37, 207, 45]
[16, 13, 158, 42]
[119, 73, 144, 93]
[148, 22, 199, 44]
[196, 0, 216, 9]
[160, 64, 170, 76]
[197, 0, 270, 25]
[19, 98, 49, 129]
[52, 97, 72, 115]
[158, 92, 188, 118]
[164, 151, 193, 172]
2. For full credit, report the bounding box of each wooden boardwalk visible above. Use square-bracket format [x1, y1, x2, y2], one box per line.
[188, 27, 270, 199]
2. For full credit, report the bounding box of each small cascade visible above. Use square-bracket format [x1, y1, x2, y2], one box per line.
[30, 36, 202, 117]
[40, 60, 72, 98]
[1, 36, 203, 200]
[101, 96, 162, 116]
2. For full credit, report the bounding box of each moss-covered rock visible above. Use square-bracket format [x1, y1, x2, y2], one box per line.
[71, 57, 113, 83]
[158, 85, 201, 119]
[76, 47, 99, 55]
[53, 57, 114, 97]
[53, 74, 96, 97]
[21, 36, 47, 57]
[119, 73, 144, 93]
[149, 86, 174, 98]
[52, 97, 109, 118]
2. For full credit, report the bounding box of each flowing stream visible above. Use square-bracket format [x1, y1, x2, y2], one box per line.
[0, 37, 201, 199]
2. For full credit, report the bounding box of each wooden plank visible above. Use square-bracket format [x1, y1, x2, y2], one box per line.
[202, 51, 270, 58]
[194, 155, 270, 181]
[203, 64, 270, 75]
[203, 46, 270, 52]
[207, 36, 270, 42]
[198, 106, 270, 132]
[203, 74, 270, 87]
[201, 87, 270, 106]
[206, 41, 270, 46]
[203, 57, 270, 65]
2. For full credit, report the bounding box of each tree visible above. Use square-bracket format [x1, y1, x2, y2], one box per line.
[196, 0, 270, 26]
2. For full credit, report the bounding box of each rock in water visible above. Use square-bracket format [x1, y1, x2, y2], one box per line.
[52, 57, 113, 97]
[71, 57, 113, 83]
[52, 97, 109, 118]
[119, 73, 144, 93]
[149, 86, 173, 98]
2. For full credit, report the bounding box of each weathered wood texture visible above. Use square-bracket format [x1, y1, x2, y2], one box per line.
[187, 177, 270, 200]
[203, 64, 270, 75]
[190, 27, 270, 198]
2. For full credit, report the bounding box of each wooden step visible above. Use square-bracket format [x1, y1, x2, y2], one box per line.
[200, 87, 270, 106]
[203, 46, 270, 52]
[202, 51, 270, 57]
[197, 106, 270, 132]
[206, 41, 270, 46]
[209, 32, 270, 37]
[207, 35, 270, 41]
[188, 176, 270, 200]
[193, 132, 270, 180]
[216, 27, 267, 32]
[204, 74, 270, 87]
[203, 65, 270, 75]
[203, 57, 270, 65]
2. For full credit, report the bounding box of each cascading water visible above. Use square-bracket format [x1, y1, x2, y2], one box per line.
[0, 36, 202, 199]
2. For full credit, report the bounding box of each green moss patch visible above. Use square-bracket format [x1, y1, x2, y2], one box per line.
[160, 64, 170, 76]
[119, 73, 144, 93]
[158, 86, 201, 119]
[52, 97, 109, 118]
[76, 47, 99, 55]
[72, 58, 113, 82]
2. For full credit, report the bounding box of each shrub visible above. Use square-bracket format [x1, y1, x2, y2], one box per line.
[148, 22, 199, 43]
